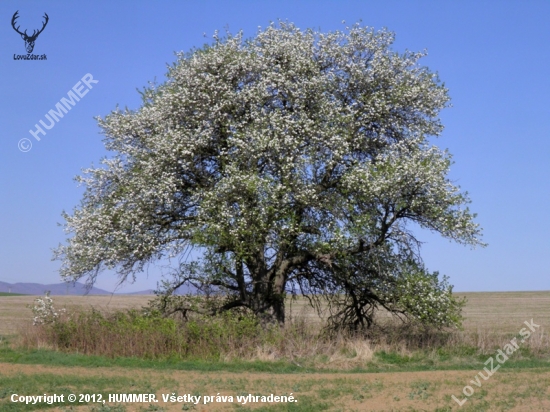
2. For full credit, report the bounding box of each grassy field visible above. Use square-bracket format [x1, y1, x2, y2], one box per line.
[0, 295, 149, 336]
[2, 361, 550, 411]
[1, 292, 550, 411]
[456, 291, 550, 334]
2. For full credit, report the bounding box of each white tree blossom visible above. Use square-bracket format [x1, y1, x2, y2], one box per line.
[54, 22, 484, 328]
[30, 292, 65, 326]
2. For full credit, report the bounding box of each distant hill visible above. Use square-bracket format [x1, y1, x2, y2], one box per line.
[0, 281, 154, 296]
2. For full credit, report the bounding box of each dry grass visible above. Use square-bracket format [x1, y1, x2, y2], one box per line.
[458, 291, 550, 332]
[3, 291, 550, 336]
[3, 291, 550, 369]
[0, 294, 150, 336]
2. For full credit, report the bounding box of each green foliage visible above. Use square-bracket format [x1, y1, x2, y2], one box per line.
[185, 312, 259, 353]
[48, 309, 184, 358]
[41, 306, 264, 360]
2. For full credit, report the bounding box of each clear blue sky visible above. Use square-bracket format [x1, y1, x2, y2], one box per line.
[1, 1, 548, 293]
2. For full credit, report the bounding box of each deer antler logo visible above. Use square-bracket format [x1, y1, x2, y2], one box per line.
[11, 11, 49, 53]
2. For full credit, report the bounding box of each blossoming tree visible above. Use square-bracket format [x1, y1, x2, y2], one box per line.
[55, 23, 484, 329]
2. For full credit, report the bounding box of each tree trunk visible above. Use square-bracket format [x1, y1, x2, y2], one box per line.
[250, 270, 286, 326]
[253, 292, 285, 326]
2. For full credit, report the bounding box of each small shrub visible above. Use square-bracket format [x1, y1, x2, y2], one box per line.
[29, 292, 66, 325]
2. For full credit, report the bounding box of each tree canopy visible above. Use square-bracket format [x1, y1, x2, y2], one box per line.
[55, 22, 484, 329]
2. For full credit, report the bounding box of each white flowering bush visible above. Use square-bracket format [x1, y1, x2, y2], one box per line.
[54, 22, 484, 328]
[30, 292, 66, 326]
[394, 270, 465, 328]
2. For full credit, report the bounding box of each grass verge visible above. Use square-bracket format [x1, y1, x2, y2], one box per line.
[0, 372, 166, 411]
[2, 337, 550, 374]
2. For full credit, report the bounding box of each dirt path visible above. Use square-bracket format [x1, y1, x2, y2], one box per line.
[2, 362, 550, 411]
